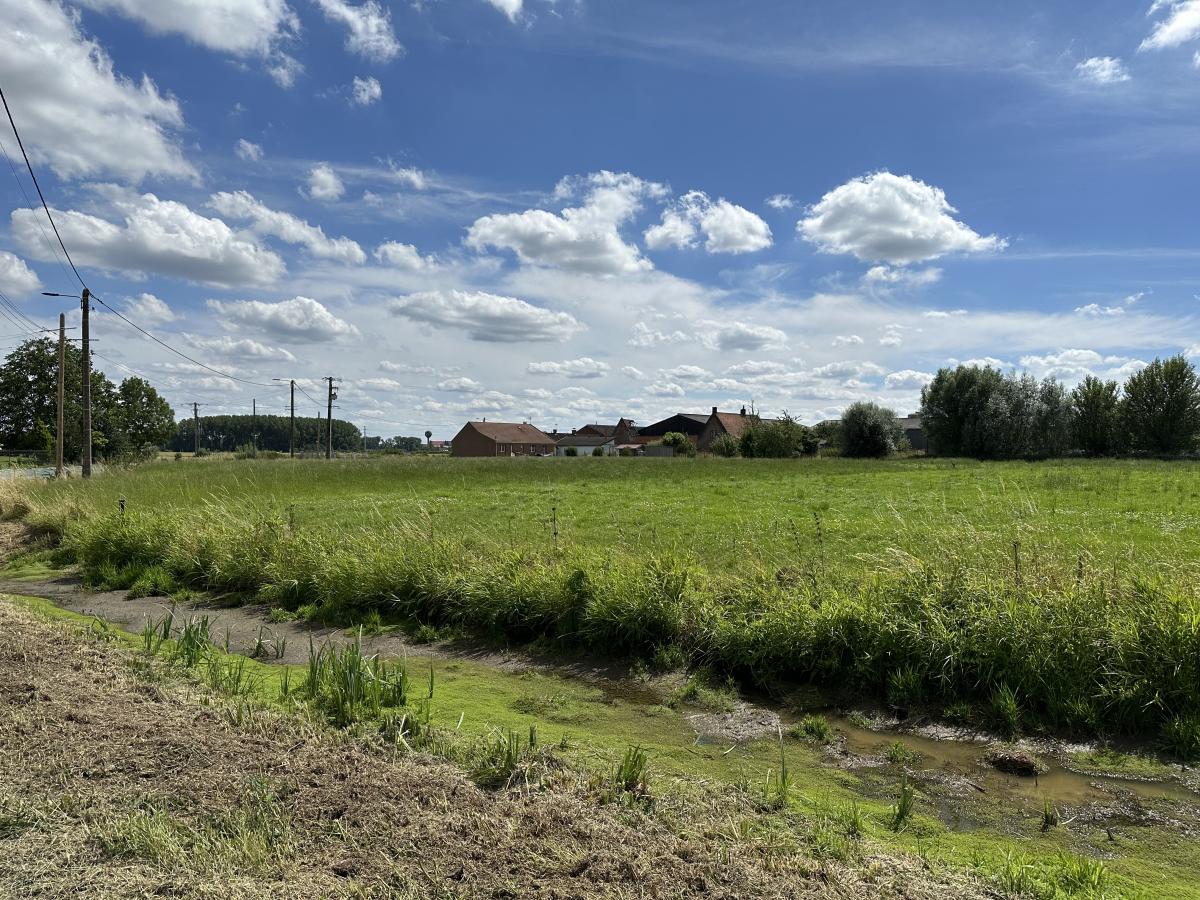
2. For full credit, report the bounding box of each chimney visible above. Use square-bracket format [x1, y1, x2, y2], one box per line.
[711, 406, 718, 416]
[740, 406, 747, 416]
[571, 428, 577, 435]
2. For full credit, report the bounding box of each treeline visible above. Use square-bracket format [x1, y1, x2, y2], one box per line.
[921, 355, 1200, 459]
[170, 415, 363, 454]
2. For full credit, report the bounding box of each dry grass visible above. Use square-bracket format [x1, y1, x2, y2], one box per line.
[0, 598, 989, 900]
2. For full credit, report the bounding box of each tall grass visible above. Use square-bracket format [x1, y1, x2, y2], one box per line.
[10, 458, 1200, 745]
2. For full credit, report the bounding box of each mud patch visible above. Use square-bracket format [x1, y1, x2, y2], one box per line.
[687, 701, 781, 743]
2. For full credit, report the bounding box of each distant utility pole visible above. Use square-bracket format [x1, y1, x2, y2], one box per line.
[192, 402, 201, 456]
[325, 376, 337, 459]
[80, 287, 91, 478]
[289, 380, 295, 458]
[55, 312, 64, 478]
[252, 397, 257, 449]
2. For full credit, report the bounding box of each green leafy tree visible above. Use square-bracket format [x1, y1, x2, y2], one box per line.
[0, 337, 118, 460]
[1069, 376, 1121, 456]
[1122, 356, 1200, 455]
[661, 431, 696, 457]
[920, 365, 1006, 457]
[117, 377, 176, 448]
[171, 415, 363, 453]
[840, 402, 905, 458]
[738, 414, 817, 458]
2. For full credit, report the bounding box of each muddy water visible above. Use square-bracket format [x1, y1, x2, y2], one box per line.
[829, 716, 1198, 808]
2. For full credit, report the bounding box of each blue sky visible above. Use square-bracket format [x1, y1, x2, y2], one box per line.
[1, 0, 1199, 437]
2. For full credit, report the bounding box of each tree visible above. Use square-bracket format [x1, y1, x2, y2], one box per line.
[661, 432, 696, 457]
[920, 365, 1006, 457]
[1069, 376, 1121, 456]
[116, 377, 176, 448]
[0, 337, 117, 460]
[840, 402, 904, 458]
[1122, 356, 1200, 455]
[170, 415, 362, 454]
[738, 414, 818, 458]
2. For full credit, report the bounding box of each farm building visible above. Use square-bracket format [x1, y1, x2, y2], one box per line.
[636, 413, 708, 445]
[451, 421, 556, 457]
[577, 418, 639, 443]
[554, 433, 617, 456]
[698, 407, 770, 451]
[898, 414, 926, 451]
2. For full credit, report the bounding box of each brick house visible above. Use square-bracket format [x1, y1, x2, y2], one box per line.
[451, 421, 556, 457]
[698, 407, 771, 452]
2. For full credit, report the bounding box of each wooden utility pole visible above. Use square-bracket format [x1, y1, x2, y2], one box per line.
[289, 380, 295, 458]
[192, 402, 200, 456]
[325, 376, 336, 459]
[252, 397, 257, 449]
[55, 312, 64, 478]
[80, 287, 91, 478]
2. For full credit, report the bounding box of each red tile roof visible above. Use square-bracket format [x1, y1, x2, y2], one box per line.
[466, 421, 555, 444]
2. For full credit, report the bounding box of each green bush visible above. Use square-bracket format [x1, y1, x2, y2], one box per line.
[738, 415, 817, 458]
[841, 402, 905, 458]
[591, 446, 605, 457]
[661, 432, 696, 457]
[563, 446, 578, 457]
[709, 434, 740, 457]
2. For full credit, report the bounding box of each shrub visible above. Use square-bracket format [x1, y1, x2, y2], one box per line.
[591, 446, 605, 457]
[563, 446, 578, 457]
[738, 414, 817, 458]
[840, 402, 904, 458]
[709, 434, 740, 457]
[661, 432, 696, 457]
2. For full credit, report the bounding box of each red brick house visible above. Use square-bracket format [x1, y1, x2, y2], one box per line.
[698, 407, 770, 451]
[451, 421, 556, 457]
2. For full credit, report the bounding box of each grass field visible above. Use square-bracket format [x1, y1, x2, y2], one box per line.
[5, 456, 1200, 747]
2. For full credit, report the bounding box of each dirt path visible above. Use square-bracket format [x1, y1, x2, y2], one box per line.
[0, 598, 988, 900]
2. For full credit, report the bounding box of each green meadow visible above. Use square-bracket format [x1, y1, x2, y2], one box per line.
[5, 456, 1200, 746]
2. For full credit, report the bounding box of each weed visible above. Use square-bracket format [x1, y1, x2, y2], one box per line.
[267, 607, 295, 624]
[989, 684, 1022, 737]
[473, 729, 526, 788]
[1162, 713, 1200, 761]
[787, 714, 833, 744]
[1041, 798, 1058, 831]
[884, 740, 920, 765]
[172, 615, 212, 668]
[300, 635, 408, 725]
[668, 670, 737, 712]
[762, 740, 791, 811]
[889, 775, 915, 831]
[887, 665, 923, 708]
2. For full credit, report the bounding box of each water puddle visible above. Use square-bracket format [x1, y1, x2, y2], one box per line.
[829, 716, 1198, 809]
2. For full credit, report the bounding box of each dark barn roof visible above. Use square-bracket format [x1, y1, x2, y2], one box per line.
[464, 421, 555, 444]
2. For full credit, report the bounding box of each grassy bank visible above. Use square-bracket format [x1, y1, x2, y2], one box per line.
[4, 456, 1200, 748]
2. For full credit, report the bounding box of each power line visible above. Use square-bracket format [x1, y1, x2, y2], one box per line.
[91, 295, 283, 389]
[0, 132, 73, 286]
[0, 85, 86, 291]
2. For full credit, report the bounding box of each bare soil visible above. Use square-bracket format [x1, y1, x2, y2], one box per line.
[0, 598, 991, 900]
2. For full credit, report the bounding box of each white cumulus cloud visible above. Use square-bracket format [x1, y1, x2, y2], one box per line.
[306, 163, 345, 201]
[75, 0, 298, 56]
[0, 251, 41, 296]
[527, 357, 611, 378]
[645, 191, 773, 254]
[766, 194, 795, 210]
[12, 192, 284, 287]
[1141, 1, 1200, 51]
[884, 369, 933, 390]
[1076, 56, 1131, 84]
[186, 334, 296, 362]
[799, 171, 1005, 265]
[314, 0, 402, 62]
[374, 242, 436, 270]
[388, 290, 583, 342]
[467, 171, 666, 275]
[210, 190, 365, 264]
[125, 292, 176, 325]
[351, 75, 383, 106]
[208, 296, 360, 342]
[235, 139, 264, 162]
[483, 0, 523, 22]
[1, 0, 194, 181]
